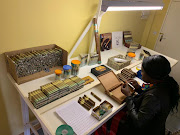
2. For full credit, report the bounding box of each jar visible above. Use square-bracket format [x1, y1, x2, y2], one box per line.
[88, 53, 99, 65]
[55, 69, 62, 80]
[71, 60, 81, 76]
[139, 52, 144, 60]
[79, 54, 88, 67]
[126, 52, 136, 61]
[63, 65, 72, 79]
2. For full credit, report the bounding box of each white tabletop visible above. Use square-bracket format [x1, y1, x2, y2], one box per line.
[8, 46, 178, 135]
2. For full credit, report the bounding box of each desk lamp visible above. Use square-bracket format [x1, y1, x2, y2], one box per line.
[68, 0, 164, 59]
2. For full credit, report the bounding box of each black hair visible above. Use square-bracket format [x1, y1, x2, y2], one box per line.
[142, 55, 180, 112]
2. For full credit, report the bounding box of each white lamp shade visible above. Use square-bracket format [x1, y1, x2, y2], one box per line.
[101, 0, 164, 11]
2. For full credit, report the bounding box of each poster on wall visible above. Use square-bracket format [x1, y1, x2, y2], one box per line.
[100, 33, 112, 51]
[112, 31, 123, 48]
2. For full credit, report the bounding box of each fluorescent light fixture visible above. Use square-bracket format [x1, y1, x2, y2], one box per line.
[101, 0, 164, 12]
[107, 6, 163, 11]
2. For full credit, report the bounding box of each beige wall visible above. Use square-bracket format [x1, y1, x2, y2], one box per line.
[99, 11, 147, 43]
[0, 0, 169, 134]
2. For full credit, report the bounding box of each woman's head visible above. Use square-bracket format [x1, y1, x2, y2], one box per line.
[141, 55, 171, 82]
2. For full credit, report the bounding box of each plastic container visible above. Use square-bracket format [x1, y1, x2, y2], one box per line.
[71, 60, 81, 76]
[79, 54, 88, 67]
[55, 69, 62, 80]
[139, 52, 144, 60]
[63, 65, 72, 79]
[88, 53, 99, 65]
[126, 52, 136, 61]
[137, 70, 142, 80]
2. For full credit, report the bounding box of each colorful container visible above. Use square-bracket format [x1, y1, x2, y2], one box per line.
[63, 65, 72, 79]
[55, 69, 62, 80]
[126, 52, 136, 61]
[71, 60, 81, 76]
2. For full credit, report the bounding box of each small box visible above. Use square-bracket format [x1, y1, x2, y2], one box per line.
[91, 65, 111, 77]
[91, 100, 113, 121]
[107, 55, 131, 71]
[97, 71, 126, 104]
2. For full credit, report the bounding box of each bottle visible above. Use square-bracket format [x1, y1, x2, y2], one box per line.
[63, 65, 72, 79]
[71, 60, 81, 76]
[126, 52, 136, 61]
[55, 69, 62, 80]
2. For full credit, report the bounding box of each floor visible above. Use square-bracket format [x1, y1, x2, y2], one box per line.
[166, 102, 180, 134]
[32, 127, 179, 135]
[31, 128, 44, 135]
[166, 114, 180, 134]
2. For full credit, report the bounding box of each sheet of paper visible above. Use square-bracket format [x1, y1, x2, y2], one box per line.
[56, 100, 98, 135]
[112, 31, 123, 48]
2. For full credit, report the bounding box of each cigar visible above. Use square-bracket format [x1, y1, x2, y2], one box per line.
[91, 92, 101, 102]
[93, 18, 101, 64]
[83, 95, 95, 107]
[78, 100, 90, 111]
[84, 95, 95, 106]
[80, 98, 95, 108]
[78, 97, 91, 110]
[127, 82, 135, 90]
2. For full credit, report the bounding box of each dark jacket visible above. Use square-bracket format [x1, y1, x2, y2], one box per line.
[123, 82, 171, 135]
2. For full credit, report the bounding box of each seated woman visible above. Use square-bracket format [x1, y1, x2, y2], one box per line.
[94, 55, 180, 135]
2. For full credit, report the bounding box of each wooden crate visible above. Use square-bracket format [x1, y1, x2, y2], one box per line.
[4, 44, 68, 84]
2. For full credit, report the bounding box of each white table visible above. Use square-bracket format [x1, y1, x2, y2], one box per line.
[8, 46, 178, 135]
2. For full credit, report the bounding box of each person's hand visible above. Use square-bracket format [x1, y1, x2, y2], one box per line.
[121, 83, 131, 96]
[127, 79, 141, 89]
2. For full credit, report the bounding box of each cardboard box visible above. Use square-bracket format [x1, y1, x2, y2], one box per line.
[4, 44, 68, 84]
[97, 71, 126, 104]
